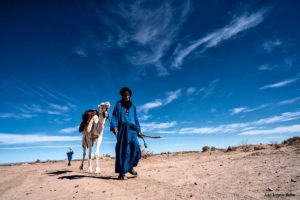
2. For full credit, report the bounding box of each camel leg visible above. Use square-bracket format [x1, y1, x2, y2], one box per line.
[87, 142, 93, 173]
[79, 146, 86, 170]
[95, 131, 104, 173]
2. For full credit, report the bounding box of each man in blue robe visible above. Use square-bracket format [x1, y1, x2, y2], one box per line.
[110, 87, 142, 180]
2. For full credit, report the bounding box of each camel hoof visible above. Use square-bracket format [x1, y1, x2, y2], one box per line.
[95, 168, 101, 174]
[87, 168, 93, 173]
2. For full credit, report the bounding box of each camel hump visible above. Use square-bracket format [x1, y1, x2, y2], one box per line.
[79, 109, 98, 132]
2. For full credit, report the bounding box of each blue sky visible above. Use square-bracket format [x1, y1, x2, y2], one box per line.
[1, 0, 300, 164]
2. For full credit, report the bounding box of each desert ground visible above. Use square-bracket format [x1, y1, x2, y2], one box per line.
[1, 142, 299, 200]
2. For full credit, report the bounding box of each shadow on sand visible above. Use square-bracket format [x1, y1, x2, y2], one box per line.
[46, 169, 137, 180]
[46, 170, 73, 176]
[58, 174, 137, 180]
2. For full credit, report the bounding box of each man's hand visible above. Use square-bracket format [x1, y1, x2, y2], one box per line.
[113, 128, 118, 137]
[137, 132, 143, 138]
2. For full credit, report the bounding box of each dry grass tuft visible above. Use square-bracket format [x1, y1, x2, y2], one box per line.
[254, 145, 267, 151]
[142, 149, 153, 159]
[239, 144, 252, 152]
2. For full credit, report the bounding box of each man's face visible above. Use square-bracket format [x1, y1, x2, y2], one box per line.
[122, 91, 131, 102]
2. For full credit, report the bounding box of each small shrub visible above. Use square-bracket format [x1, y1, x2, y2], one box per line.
[282, 137, 300, 145]
[211, 146, 216, 151]
[35, 159, 41, 163]
[202, 146, 210, 152]
[226, 146, 232, 152]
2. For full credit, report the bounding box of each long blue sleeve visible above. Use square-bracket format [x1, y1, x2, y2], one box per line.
[110, 104, 119, 131]
[134, 105, 141, 132]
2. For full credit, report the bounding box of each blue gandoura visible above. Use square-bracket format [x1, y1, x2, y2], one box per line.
[110, 87, 142, 180]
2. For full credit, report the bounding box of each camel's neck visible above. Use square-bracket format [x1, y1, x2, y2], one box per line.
[95, 112, 108, 133]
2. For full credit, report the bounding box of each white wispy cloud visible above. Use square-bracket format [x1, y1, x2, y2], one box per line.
[139, 114, 151, 121]
[171, 8, 268, 68]
[160, 110, 300, 135]
[284, 57, 293, 69]
[211, 107, 216, 113]
[8, 80, 44, 98]
[75, 49, 88, 57]
[173, 143, 187, 147]
[59, 126, 79, 133]
[0, 80, 76, 120]
[49, 103, 70, 112]
[98, 0, 191, 76]
[240, 124, 300, 135]
[230, 104, 267, 115]
[164, 89, 182, 104]
[47, 111, 62, 115]
[14, 102, 75, 117]
[278, 97, 300, 105]
[36, 86, 59, 99]
[230, 107, 247, 115]
[178, 127, 224, 134]
[21, 104, 44, 113]
[199, 79, 219, 98]
[0, 113, 36, 119]
[261, 39, 282, 52]
[0, 133, 81, 145]
[186, 87, 197, 95]
[138, 99, 163, 113]
[2, 80, 74, 102]
[138, 84, 219, 115]
[140, 121, 177, 132]
[33, 103, 75, 115]
[138, 89, 182, 113]
[38, 86, 75, 102]
[177, 122, 252, 135]
[230, 97, 300, 116]
[151, 130, 177, 134]
[254, 111, 300, 125]
[258, 64, 274, 71]
[109, 107, 299, 135]
[259, 78, 298, 90]
[0, 145, 82, 150]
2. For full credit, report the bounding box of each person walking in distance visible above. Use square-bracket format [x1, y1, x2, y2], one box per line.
[67, 148, 74, 166]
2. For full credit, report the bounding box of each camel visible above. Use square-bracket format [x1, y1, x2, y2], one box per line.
[79, 101, 110, 173]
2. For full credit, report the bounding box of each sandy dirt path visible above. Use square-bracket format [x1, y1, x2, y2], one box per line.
[1, 145, 299, 200]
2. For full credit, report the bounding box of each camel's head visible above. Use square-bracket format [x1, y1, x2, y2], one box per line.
[98, 102, 110, 117]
